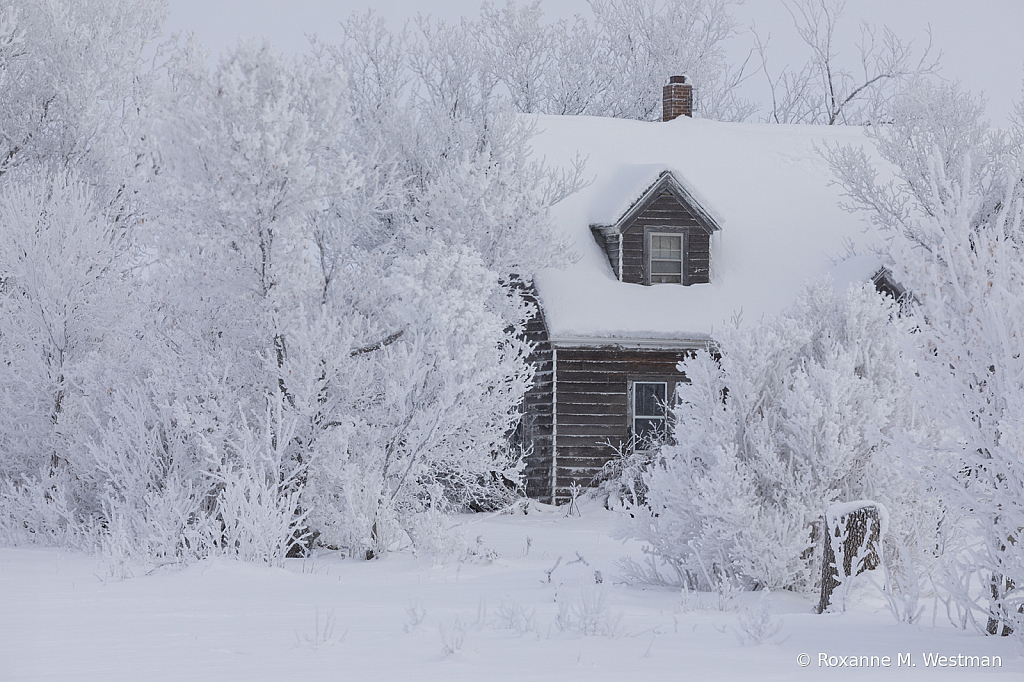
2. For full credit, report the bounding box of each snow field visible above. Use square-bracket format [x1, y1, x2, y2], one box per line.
[2, 499, 1019, 681]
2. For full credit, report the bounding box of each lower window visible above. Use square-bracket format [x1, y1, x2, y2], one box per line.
[632, 381, 668, 445]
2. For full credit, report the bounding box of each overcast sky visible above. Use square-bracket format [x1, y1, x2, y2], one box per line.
[165, 0, 1024, 126]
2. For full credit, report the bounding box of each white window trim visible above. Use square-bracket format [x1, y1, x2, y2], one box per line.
[629, 379, 674, 448]
[644, 228, 688, 286]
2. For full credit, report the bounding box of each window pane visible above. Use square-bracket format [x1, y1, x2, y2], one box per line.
[634, 382, 666, 417]
[650, 234, 683, 285]
[650, 260, 682, 274]
[651, 235, 681, 260]
[634, 418, 665, 442]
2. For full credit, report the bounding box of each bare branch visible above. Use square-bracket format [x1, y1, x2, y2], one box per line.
[761, 0, 939, 125]
[349, 329, 405, 357]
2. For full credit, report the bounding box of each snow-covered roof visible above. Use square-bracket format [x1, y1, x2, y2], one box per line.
[528, 114, 885, 344]
[587, 165, 723, 233]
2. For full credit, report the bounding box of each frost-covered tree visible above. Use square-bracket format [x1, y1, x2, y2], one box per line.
[299, 244, 535, 557]
[338, 0, 753, 124]
[477, 0, 754, 120]
[0, 174, 135, 481]
[0, 0, 168, 487]
[0, 0, 163, 215]
[146, 38, 352, 389]
[61, 40, 361, 564]
[297, 25, 580, 557]
[624, 280, 936, 592]
[126, 29, 573, 561]
[0, 0, 163, 482]
[0, 1, 166, 555]
[830, 80, 1024, 637]
[754, 0, 938, 125]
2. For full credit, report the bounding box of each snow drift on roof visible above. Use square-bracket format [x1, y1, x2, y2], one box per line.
[586, 164, 724, 230]
[528, 114, 888, 342]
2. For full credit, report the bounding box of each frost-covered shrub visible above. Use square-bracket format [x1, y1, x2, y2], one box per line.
[626, 280, 940, 592]
[65, 375, 213, 563]
[300, 245, 532, 558]
[210, 404, 309, 568]
[0, 2, 567, 567]
[0, 470, 97, 548]
[830, 80, 1024, 639]
[734, 591, 784, 645]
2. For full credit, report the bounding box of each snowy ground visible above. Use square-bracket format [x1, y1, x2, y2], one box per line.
[2, 500, 1020, 681]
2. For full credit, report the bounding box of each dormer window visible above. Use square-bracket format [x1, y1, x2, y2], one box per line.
[650, 234, 683, 284]
[641, 227, 711, 286]
[589, 170, 721, 288]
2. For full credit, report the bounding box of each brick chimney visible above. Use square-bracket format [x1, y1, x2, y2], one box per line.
[662, 75, 692, 121]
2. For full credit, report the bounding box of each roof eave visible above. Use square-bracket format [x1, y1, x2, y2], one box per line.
[549, 335, 711, 350]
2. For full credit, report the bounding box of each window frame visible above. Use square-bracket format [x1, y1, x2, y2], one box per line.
[628, 377, 680, 449]
[643, 227, 689, 286]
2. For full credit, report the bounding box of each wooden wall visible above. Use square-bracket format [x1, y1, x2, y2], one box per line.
[518, 286, 554, 500]
[687, 230, 711, 284]
[522, 342, 693, 504]
[591, 226, 621, 279]
[594, 190, 712, 286]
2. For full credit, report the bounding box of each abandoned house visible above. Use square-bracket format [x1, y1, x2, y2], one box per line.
[519, 76, 891, 503]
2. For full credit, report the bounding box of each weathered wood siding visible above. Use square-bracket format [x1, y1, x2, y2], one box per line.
[590, 227, 621, 279]
[688, 230, 710, 284]
[550, 346, 692, 503]
[518, 286, 554, 500]
[619, 191, 711, 285]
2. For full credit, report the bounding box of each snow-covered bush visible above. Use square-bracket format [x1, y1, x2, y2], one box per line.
[131, 32, 568, 560]
[0, 0, 567, 567]
[0, 469, 97, 548]
[625, 279, 938, 592]
[71, 377, 218, 565]
[829, 79, 1024, 638]
[209, 397, 310, 567]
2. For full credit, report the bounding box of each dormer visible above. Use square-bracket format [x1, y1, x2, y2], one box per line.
[590, 170, 721, 286]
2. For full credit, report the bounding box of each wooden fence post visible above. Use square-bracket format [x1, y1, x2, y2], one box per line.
[817, 501, 887, 614]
